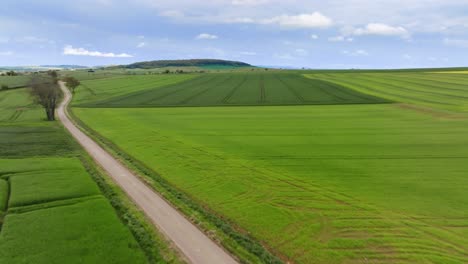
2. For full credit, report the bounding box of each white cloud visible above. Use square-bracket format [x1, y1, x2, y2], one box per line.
[295, 48, 309, 56]
[443, 38, 468, 48]
[196, 33, 218, 40]
[274, 53, 295, 60]
[342, 49, 369, 56]
[232, 0, 269, 6]
[137, 42, 146, 48]
[0, 51, 13, 56]
[348, 23, 410, 38]
[328, 36, 353, 42]
[403, 54, 412, 60]
[63, 45, 133, 58]
[310, 34, 319, 40]
[240, 51, 257, 55]
[261, 12, 332, 29]
[15, 36, 55, 44]
[160, 10, 185, 18]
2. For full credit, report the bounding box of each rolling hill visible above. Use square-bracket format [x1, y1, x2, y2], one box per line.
[121, 59, 251, 69]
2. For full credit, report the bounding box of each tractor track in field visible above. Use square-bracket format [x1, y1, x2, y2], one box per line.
[259, 75, 266, 103]
[140, 76, 217, 105]
[222, 76, 247, 103]
[275, 75, 306, 103]
[57, 82, 238, 264]
[179, 75, 233, 105]
[8, 109, 23, 121]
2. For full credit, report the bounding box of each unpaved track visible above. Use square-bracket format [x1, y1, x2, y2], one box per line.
[57, 82, 238, 264]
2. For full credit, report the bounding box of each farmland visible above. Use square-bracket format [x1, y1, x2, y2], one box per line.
[81, 73, 388, 107]
[306, 72, 468, 112]
[0, 75, 29, 88]
[71, 74, 196, 105]
[73, 70, 468, 263]
[0, 88, 151, 263]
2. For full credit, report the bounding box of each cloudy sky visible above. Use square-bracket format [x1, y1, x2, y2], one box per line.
[1, 0, 468, 68]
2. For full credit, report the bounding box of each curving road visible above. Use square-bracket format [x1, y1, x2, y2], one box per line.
[57, 82, 238, 264]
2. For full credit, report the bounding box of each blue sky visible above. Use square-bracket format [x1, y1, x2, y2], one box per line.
[1, 0, 468, 68]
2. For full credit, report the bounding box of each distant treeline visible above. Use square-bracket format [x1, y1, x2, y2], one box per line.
[119, 59, 251, 69]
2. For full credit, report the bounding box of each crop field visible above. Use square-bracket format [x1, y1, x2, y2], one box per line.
[71, 74, 197, 105]
[82, 73, 388, 107]
[75, 99, 468, 263]
[0, 75, 29, 88]
[0, 88, 148, 263]
[306, 72, 468, 112]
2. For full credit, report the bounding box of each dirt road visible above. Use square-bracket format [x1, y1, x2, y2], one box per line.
[57, 82, 238, 264]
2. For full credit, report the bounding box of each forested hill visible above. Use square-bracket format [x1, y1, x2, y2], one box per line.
[122, 59, 251, 69]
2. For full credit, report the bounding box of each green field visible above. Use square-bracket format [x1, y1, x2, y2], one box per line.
[75, 105, 468, 263]
[0, 88, 149, 263]
[306, 72, 468, 112]
[82, 73, 388, 107]
[0, 75, 29, 88]
[73, 70, 468, 263]
[71, 74, 197, 105]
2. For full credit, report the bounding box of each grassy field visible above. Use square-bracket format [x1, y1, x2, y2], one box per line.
[81, 73, 388, 107]
[306, 72, 468, 112]
[0, 75, 29, 88]
[0, 88, 151, 263]
[75, 102, 468, 263]
[71, 74, 197, 105]
[0, 180, 7, 212]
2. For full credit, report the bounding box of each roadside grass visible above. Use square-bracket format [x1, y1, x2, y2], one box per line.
[306, 72, 468, 112]
[81, 73, 388, 108]
[71, 74, 198, 106]
[74, 104, 468, 264]
[0, 88, 180, 263]
[0, 198, 146, 264]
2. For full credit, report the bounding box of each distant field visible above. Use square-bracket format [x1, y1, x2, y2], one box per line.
[81, 73, 388, 107]
[433, 71, 468, 74]
[0, 75, 29, 88]
[306, 72, 468, 112]
[0, 88, 148, 263]
[71, 74, 197, 105]
[75, 104, 468, 264]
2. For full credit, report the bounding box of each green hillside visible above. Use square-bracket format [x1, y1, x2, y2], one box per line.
[122, 59, 251, 69]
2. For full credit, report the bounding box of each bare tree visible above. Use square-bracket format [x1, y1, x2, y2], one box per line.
[63, 76, 80, 94]
[29, 76, 59, 121]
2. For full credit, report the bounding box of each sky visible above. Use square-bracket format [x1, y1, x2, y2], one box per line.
[1, 0, 468, 68]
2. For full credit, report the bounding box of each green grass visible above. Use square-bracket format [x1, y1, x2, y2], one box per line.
[0, 198, 146, 264]
[306, 72, 468, 112]
[71, 74, 197, 105]
[0, 180, 7, 212]
[0, 88, 163, 263]
[0, 158, 148, 263]
[74, 104, 468, 264]
[7, 162, 100, 208]
[0, 76, 29, 88]
[82, 73, 388, 107]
